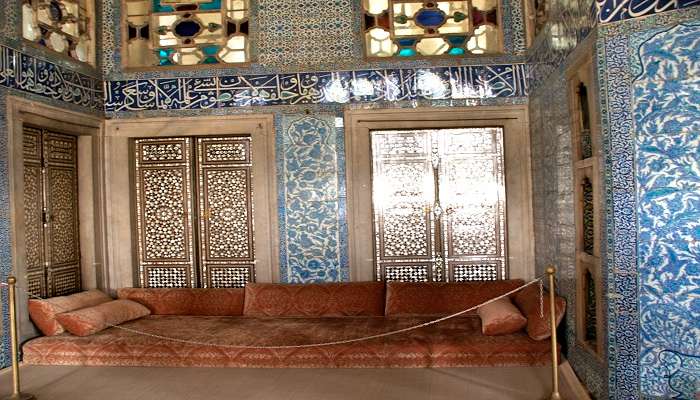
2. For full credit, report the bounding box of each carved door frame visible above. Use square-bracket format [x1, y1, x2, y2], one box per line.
[6, 96, 104, 341]
[344, 106, 534, 281]
[103, 114, 278, 290]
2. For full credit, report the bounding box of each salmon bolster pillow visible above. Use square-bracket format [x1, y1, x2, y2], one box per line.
[477, 297, 527, 335]
[28, 289, 113, 336]
[56, 299, 151, 337]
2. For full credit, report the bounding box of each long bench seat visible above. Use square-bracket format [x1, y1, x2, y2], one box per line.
[22, 280, 564, 368]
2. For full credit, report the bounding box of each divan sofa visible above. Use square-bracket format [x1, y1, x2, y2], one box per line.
[23, 280, 565, 368]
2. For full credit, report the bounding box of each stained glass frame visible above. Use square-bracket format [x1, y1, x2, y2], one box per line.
[122, 0, 251, 70]
[362, 0, 504, 59]
[21, 0, 96, 66]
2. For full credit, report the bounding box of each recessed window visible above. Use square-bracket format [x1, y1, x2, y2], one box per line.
[22, 0, 95, 65]
[362, 0, 501, 58]
[123, 0, 250, 68]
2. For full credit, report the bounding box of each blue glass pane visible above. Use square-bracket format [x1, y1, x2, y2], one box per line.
[415, 9, 446, 27]
[152, 1, 175, 12]
[174, 20, 202, 37]
[399, 48, 416, 57]
[398, 38, 416, 46]
[448, 47, 465, 55]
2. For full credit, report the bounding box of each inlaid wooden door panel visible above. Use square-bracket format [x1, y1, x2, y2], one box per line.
[196, 137, 255, 288]
[134, 138, 197, 288]
[23, 126, 81, 297]
[370, 128, 507, 282]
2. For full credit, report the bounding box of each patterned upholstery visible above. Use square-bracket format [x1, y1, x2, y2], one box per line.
[28, 289, 113, 336]
[56, 300, 151, 337]
[243, 282, 385, 317]
[23, 315, 557, 368]
[513, 284, 567, 341]
[117, 288, 245, 316]
[385, 280, 526, 317]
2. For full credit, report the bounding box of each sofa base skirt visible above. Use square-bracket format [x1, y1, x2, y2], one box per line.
[23, 316, 557, 368]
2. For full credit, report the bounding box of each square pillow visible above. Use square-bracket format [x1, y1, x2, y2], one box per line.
[513, 284, 566, 341]
[56, 299, 150, 337]
[477, 297, 527, 335]
[28, 289, 112, 336]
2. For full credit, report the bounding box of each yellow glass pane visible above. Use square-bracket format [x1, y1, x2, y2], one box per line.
[158, 33, 178, 46]
[467, 24, 499, 53]
[393, 20, 423, 36]
[22, 4, 40, 41]
[172, 48, 203, 65]
[227, 0, 248, 9]
[220, 49, 247, 63]
[37, 7, 51, 25]
[227, 10, 248, 21]
[64, 2, 79, 17]
[473, 0, 498, 11]
[157, 15, 177, 27]
[127, 39, 152, 67]
[365, 28, 396, 57]
[126, 0, 150, 16]
[437, 1, 468, 13]
[61, 22, 79, 36]
[393, 2, 423, 17]
[226, 35, 246, 50]
[363, 0, 389, 14]
[416, 37, 449, 55]
[438, 18, 468, 34]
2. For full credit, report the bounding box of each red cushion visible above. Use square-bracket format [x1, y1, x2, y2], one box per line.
[243, 282, 386, 317]
[477, 297, 527, 335]
[385, 280, 525, 317]
[513, 284, 566, 341]
[117, 288, 245, 316]
[28, 289, 112, 336]
[56, 299, 150, 337]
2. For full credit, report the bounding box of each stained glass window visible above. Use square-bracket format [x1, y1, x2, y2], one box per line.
[124, 0, 250, 68]
[362, 0, 501, 58]
[21, 0, 95, 65]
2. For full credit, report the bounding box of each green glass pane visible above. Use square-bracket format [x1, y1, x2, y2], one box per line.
[448, 47, 465, 55]
[152, 1, 174, 12]
[203, 45, 219, 56]
[203, 56, 219, 64]
[399, 48, 416, 57]
[200, 0, 222, 10]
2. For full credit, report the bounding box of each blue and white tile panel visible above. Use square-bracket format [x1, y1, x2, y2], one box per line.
[104, 64, 529, 113]
[632, 22, 700, 400]
[0, 45, 102, 111]
[277, 115, 350, 283]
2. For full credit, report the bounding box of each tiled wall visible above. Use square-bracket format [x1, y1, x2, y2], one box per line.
[277, 114, 349, 283]
[597, 6, 700, 399]
[632, 20, 700, 399]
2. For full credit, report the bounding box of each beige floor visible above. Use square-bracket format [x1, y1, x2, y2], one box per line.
[0, 364, 579, 400]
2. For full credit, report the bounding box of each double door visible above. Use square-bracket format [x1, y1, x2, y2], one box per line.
[371, 128, 507, 282]
[133, 136, 255, 288]
[23, 126, 81, 298]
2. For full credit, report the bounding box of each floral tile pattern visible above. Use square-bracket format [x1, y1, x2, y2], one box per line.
[632, 22, 700, 399]
[277, 115, 349, 283]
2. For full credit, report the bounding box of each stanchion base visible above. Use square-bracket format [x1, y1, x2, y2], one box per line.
[1, 392, 36, 400]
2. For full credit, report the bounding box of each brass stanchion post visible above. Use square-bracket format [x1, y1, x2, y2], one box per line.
[2, 276, 36, 400]
[546, 266, 561, 400]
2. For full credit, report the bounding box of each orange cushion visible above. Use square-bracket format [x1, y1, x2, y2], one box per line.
[385, 280, 525, 317]
[28, 289, 112, 336]
[117, 288, 245, 316]
[56, 299, 150, 337]
[477, 297, 527, 335]
[243, 282, 386, 317]
[513, 284, 566, 340]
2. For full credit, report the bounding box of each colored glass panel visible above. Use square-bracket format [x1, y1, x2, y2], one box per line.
[125, 0, 250, 67]
[362, 0, 501, 57]
[22, 0, 95, 65]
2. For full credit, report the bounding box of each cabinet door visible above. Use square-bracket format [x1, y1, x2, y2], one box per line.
[371, 130, 437, 282]
[196, 137, 255, 288]
[438, 128, 507, 282]
[23, 127, 48, 297]
[43, 132, 81, 296]
[134, 138, 197, 288]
